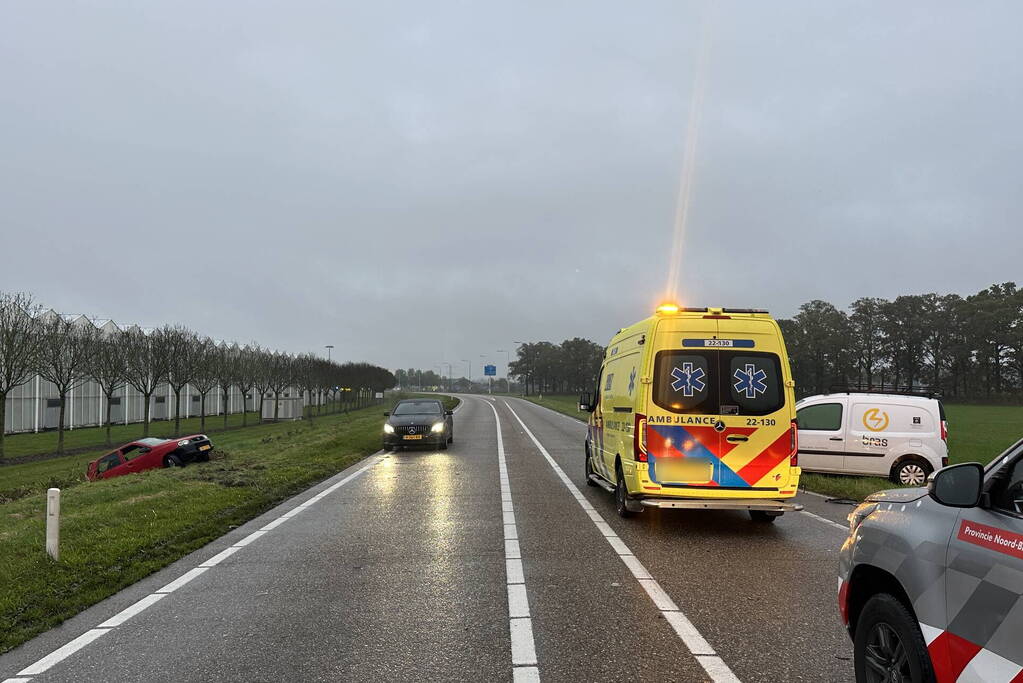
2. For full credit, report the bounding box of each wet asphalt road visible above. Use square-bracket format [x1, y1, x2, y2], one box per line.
[0, 396, 857, 682]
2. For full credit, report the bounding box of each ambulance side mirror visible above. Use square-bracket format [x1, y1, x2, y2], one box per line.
[579, 393, 594, 413]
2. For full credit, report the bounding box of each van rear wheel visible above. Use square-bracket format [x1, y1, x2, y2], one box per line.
[892, 459, 931, 486]
[614, 465, 635, 518]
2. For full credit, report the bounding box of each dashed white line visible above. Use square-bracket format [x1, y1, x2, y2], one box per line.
[483, 399, 541, 681]
[7, 452, 385, 681]
[501, 400, 740, 683]
[17, 629, 109, 676]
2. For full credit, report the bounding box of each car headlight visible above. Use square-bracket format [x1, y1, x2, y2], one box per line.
[383, 424, 395, 434]
[848, 503, 878, 533]
[431, 422, 445, 433]
[177, 439, 190, 446]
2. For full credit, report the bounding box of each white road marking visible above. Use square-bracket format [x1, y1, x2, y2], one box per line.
[155, 567, 208, 594]
[502, 400, 740, 683]
[6, 452, 385, 681]
[800, 510, 849, 533]
[17, 629, 109, 676]
[97, 593, 166, 628]
[482, 399, 541, 679]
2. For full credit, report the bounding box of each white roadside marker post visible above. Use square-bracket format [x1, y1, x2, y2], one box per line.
[46, 487, 61, 561]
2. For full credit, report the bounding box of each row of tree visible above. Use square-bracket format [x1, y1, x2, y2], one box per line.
[778, 282, 1023, 399]
[0, 292, 395, 458]
[393, 368, 512, 394]
[509, 338, 604, 395]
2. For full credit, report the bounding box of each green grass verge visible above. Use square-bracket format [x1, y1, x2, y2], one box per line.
[517, 395, 1023, 502]
[0, 395, 455, 655]
[0, 410, 262, 462]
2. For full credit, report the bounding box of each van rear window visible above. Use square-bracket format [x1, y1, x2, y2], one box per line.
[653, 350, 784, 416]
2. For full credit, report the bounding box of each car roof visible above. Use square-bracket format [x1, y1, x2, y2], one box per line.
[798, 393, 937, 405]
[396, 398, 441, 404]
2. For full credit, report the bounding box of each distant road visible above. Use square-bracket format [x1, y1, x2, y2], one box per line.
[0, 397, 854, 682]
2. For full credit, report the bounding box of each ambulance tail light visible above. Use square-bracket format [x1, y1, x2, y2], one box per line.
[634, 413, 648, 462]
[789, 420, 799, 467]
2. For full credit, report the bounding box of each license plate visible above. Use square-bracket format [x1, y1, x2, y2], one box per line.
[655, 457, 713, 483]
[199, 445, 211, 451]
[403, 435, 423, 440]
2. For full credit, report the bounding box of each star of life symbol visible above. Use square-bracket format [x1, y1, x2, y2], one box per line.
[734, 363, 768, 399]
[670, 363, 706, 397]
[628, 367, 637, 395]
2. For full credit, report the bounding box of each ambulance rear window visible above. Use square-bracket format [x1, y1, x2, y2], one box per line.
[652, 350, 785, 416]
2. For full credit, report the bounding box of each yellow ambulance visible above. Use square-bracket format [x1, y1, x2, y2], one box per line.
[580, 305, 803, 521]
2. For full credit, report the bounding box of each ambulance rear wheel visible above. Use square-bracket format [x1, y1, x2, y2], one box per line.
[585, 445, 598, 487]
[615, 465, 634, 518]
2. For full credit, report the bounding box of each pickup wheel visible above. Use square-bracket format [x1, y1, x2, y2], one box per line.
[854, 593, 934, 683]
[891, 458, 931, 486]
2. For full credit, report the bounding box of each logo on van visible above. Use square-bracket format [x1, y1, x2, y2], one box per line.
[671, 364, 706, 397]
[863, 408, 890, 432]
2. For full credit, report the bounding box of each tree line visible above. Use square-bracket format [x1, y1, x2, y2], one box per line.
[509, 338, 604, 395]
[0, 292, 395, 458]
[778, 282, 1023, 400]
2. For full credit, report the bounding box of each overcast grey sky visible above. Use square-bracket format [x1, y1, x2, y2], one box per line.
[2, 1, 1021, 375]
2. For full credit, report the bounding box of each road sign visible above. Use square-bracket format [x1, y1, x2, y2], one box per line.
[484, 364, 497, 376]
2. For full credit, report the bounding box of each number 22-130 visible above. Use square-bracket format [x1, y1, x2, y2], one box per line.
[746, 418, 776, 426]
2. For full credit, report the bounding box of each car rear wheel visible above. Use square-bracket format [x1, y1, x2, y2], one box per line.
[892, 459, 931, 486]
[854, 593, 935, 683]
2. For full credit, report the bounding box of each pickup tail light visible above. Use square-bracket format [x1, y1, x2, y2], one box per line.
[789, 420, 799, 467]
[634, 413, 648, 462]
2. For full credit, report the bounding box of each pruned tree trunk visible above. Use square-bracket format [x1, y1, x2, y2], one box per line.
[174, 388, 183, 433]
[0, 393, 7, 461]
[105, 393, 113, 446]
[241, 393, 249, 426]
[143, 393, 152, 436]
[200, 394, 207, 432]
[222, 387, 230, 430]
[57, 395, 67, 454]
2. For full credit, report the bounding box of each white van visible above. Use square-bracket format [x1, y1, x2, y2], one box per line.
[795, 391, 948, 486]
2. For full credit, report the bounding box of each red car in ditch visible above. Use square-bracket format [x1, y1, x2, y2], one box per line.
[86, 434, 214, 481]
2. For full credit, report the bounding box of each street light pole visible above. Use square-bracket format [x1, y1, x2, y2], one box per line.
[325, 345, 334, 362]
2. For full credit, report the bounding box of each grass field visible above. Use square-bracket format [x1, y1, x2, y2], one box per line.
[518, 395, 1023, 501]
[0, 392, 456, 655]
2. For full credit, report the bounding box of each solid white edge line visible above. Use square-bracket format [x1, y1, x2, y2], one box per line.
[501, 399, 740, 683]
[97, 593, 166, 628]
[17, 629, 109, 676]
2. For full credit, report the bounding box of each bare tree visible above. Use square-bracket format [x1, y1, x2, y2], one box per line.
[88, 332, 128, 446]
[268, 352, 294, 422]
[163, 325, 199, 434]
[234, 345, 260, 427]
[123, 328, 171, 437]
[294, 354, 321, 422]
[190, 337, 219, 433]
[0, 292, 43, 459]
[251, 348, 273, 422]
[36, 315, 98, 454]
[214, 343, 239, 430]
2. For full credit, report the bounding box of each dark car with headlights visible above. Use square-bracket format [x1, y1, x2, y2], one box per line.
[383, 398, 453, 450]
[838, 438, 1023, 683]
